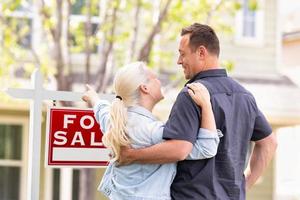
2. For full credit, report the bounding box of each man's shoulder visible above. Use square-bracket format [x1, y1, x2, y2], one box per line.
[227, 77, 255, 97]
[198, 76, 254, 96]
[171, 86, 199, 112]
[175, 86, 191, 101]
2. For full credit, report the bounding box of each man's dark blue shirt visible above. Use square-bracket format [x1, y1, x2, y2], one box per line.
[163, 69, 272, 200]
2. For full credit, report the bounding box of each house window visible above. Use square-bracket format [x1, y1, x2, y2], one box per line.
[70, 0, 100, 54]
[242, 0, 256, 38]
[71, 0, 99, 16]
[2, 8, 33, 49]
[71, 0, 85, 15]
[70, 22, 99, 54]
[15, 17, 32, 49]
[235, 0, 264, 46]
[0, 124, 23, 200]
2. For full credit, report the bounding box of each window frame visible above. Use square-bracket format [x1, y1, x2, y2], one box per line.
[235, 0, 265, 47]
[3, 10, 34, 49]
[0, 115, 29, 200]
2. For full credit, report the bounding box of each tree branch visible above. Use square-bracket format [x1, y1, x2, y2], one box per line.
[84, 0, 92, 84]
[130, 0, 142, 61]
[95, 0, 120, 92]
[205, 0, 225, 24]
[138, 0, 172, 63]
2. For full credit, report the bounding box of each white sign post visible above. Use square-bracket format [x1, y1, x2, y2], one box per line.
[5, 68, 112, 200]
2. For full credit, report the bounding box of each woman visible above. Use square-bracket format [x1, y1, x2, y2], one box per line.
[82, 62, 222, 200]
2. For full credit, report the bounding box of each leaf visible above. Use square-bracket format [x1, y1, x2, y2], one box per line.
[248, 0, 258, 10]
[221, 60, 235, 72]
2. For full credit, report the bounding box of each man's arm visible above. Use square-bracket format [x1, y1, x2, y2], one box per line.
[245, 132, 277, 190]
[119, 139, 193, 165]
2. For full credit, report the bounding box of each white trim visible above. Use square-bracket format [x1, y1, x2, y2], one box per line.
[3, 10, 33, 18]
[44, 168, 53, 200]
[235, 0, 265, 47]
[0, 115, 29, 200]
[60, 168, 73, 200]
[275, 0, 282, 71]
[31, 1, 43, 55]
[70, 15, 101, 24]
[52, 148, 110, 161]
[0, 160, 23, 166]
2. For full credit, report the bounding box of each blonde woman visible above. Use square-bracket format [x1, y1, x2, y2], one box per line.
[82, 62, 222, 200]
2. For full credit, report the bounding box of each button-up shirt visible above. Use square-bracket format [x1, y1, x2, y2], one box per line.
[163, 69, 272, 200]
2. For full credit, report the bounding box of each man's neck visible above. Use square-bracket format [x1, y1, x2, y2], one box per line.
[203, 65, 219, 71]
[192, 58, 220, 77]
[205, 56, 219, 70]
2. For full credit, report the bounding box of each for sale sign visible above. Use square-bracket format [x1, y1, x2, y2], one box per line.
[45, 107, 110, 167]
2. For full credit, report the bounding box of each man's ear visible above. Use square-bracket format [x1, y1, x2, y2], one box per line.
[139, 84, 149, 94]
[197, 46, 206, 59]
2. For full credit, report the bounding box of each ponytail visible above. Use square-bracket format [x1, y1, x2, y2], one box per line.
[102, 98, 130, 161]
[102, 62, 149, 161]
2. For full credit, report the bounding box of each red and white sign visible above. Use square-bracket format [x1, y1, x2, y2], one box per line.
[45, 107, 110, 167]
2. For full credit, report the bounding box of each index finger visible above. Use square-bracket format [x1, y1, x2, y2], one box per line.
[85, 84, 93, 91]
[187, 83, 201, 92]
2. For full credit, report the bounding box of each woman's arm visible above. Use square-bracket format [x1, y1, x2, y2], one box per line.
[186, 83, 221, 159]
[187, 82, 216, 131]
[127, 83, 217, 164]
[82, 84, 100, 107]
[186, 128, 222, 159]
[119, 83, 220, 164]
[82, 84, 110, 133]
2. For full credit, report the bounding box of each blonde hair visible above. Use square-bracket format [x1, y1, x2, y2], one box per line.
[102, 62, 149, 161]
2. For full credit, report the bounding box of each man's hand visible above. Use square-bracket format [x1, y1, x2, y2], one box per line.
[117, 146, 135, 166]
[117, 140, 193, 165]
[245, 133, 277, 190]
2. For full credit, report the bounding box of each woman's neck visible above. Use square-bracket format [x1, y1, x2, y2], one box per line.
[138, 97, 156, 112]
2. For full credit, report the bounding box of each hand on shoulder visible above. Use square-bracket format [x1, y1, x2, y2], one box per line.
[187, 82, 211, 108]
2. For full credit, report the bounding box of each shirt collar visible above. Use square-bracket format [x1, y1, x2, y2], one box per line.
[185, 68, 227, 85]
[127, 105, 157, 121]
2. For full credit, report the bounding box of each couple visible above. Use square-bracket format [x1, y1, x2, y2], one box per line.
[82, 23, 277, 200]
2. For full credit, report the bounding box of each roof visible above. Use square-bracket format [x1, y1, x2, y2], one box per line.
[234, 74, 300, 127]
[155, 73, 300, 127]
[283, 30, 300, 42]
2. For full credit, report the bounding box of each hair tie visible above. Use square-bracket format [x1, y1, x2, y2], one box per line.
[116, 95, 123, 100]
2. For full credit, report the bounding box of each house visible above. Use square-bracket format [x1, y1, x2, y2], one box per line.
[1, 0, 300, 200]
[219, 0, 300, 199]
[271, 9, 300, 200]
[282, 30, 300, 67]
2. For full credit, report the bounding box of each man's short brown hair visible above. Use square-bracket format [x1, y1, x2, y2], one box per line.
[181, 23, 220, 57]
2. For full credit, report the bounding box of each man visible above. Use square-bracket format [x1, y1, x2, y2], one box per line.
[120, 23, 277, 200]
